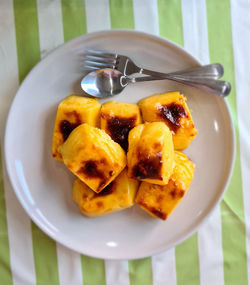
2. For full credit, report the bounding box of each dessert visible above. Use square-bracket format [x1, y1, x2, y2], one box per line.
[52, 92, 196, 220]
[139, 92, 197, 149]
[73, 169, 139, 217]
[100, 101, 142, 151]
[52, 95, 100, 161]
[135, 151, 194, 220]
[59, 123, 126, 193]
[127, 122, 174, 185]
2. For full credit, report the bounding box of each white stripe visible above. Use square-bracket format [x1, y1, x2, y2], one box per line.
[152, 248, 176, 285]
[181, 1, 224, 285]
[36, 2, 84, 285]
[231, 0, 250, 283]
[132, 0, 173, 283]
[105, 260, 130, 285]
[56, 244, 83, 285]
[182, 0, 209, 65]
[0, 2, 19, 135]
[133, 0, 159, 35]
[85, 0, 110, 32]
[3, 172, 37, 285]
[36, 0, 64, 58]
[132, 0, 174, 281]
[198, 208, 224, 285]
[0, 1, 37, 285]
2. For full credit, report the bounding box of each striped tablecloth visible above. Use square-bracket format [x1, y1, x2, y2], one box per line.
[1, 1, 249, 284]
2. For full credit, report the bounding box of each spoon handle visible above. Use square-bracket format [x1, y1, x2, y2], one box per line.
[128, 76, 231, 97]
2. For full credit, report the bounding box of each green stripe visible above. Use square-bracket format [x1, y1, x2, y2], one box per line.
[13, 0, 41, 83]
[61, 0, 87, 42]
[81, 256, 106, 285]
[206, 1, 248, 285]
[0, 148, 13, 285]
[129, 258, 153, 285]
[157, 0, 184, 47]
[13, 1, 60, 285]
[109, 0, 134, 29]
[158, 1, 200, 284]
[175, 234, 200, 285]
[31, 224, 60, 285]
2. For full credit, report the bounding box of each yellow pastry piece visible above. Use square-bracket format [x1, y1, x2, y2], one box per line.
[52, 95, 101, 161]
[59, 123, 126, 193]
[100, 101, 142, 151]
[127, 122, 174, 185]
[73, 169, 139, 217]
[135, 151, 194, 220]
[139, 92, 197, 150]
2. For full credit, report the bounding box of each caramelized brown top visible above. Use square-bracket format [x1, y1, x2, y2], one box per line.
[105, 115, 137, 151]
[170, 189, 177, 199]
[96, 201, 103, 208]
[59, 120, 80, 141]
[96, 182, 114, 197]
[139, 201, 167, 220]
[169, 180, 185, 199]
[132, 152, 162, 180]
[79, 161, 104, 178]
[158, 103, 187, 132]
[77, 160, 114, 192]
[151, 207, 167, 220]
[59, 111, 82, 141]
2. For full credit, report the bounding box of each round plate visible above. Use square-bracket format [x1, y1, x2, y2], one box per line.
[5, 30, 235, 259]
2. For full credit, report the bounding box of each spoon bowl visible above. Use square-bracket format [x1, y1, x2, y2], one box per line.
[81, 68, 125, 97]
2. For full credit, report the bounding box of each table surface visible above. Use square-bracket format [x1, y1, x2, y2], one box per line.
[1, 1, 249, 285]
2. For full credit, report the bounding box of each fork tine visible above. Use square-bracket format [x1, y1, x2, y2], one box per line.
[85, 49, 117, 59]
[82, 65, 101, 71]
[83, 55, 116, 65]
[83, 60, 115, 69]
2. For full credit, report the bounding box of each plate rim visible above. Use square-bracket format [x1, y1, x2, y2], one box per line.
[4, 29, 236, 260]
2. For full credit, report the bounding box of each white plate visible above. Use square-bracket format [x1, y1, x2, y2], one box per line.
[5, 30, 235, 260]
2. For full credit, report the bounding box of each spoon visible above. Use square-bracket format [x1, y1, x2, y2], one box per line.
[81, 68, 231, 98]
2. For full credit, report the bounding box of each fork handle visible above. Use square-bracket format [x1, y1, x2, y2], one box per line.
[139, 63, 224, 80]
[128, 76, 231, 97]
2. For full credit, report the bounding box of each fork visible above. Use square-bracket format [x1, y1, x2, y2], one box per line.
[83, 50, 224, 79]
[83, 50, 231, 97]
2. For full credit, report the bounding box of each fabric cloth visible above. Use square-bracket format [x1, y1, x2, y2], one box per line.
[0, 0, 249, 284]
